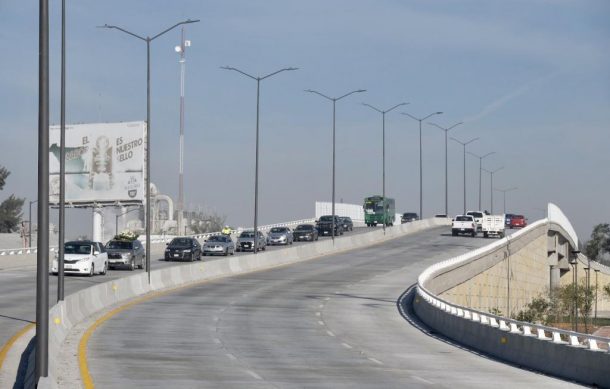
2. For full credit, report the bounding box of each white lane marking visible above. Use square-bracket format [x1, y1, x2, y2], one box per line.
[412, 375, 433, 384]
[326, 330, 335, 337]
[368, 357, 383, 365]
[324, 297, 330, 301]
[318, 304, 324, 308]
[341, 342, 352, 349]
[226, 353, 237, 360]
[213, 316, 219, 322]
[213, 338, 222, 344]
[245, 370, 263, 380]
[315, 312, 321, 316]
[317, 321, 324, 326]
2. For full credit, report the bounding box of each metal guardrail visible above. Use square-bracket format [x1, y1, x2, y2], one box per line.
[416, 218, 610, 353]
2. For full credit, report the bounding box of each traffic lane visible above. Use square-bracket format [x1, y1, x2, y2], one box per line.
[0, 226, 369, 349]
[86, 227, 570, 388]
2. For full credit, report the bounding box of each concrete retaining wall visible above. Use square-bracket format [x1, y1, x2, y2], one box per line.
[414, 203, 610, 387]
[37, 218, 449, 388]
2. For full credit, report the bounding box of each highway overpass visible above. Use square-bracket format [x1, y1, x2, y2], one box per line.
[0, 204, 608, 388]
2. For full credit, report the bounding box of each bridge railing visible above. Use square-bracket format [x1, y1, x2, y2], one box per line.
[414, 216, 610, 387]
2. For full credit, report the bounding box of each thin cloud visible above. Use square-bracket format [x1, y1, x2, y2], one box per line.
[462, 69, 562, 123]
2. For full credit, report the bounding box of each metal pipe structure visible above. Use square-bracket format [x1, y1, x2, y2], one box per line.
[427, 122, 462, 216]
[305, 88, 366, 242]
[450, 136, 479, 214]
[494, 187, 517, 213]
[401, 112, 443, 219]
[466, 151, 495, 212]
[58, 0, 66, 302]
[36, 0, 50, 380]
[482, 166, 504, 214]
[363, 102, 409, 233]
[221, 66, 298, 253]
[99, 19, 199, 284]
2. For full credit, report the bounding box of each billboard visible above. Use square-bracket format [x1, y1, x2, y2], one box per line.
[49, 121, 146, 205]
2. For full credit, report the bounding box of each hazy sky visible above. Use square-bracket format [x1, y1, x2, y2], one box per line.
[0, 0, 609, 240]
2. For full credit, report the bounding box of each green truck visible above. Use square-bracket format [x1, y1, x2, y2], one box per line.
[363, 195, 395, 226]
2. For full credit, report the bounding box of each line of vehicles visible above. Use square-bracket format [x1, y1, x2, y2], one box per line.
[451, 211, 528, 238]
[51, 216, 357, 276]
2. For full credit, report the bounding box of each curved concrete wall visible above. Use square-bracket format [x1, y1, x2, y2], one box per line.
[36, 218, 450, 388]
[414, 205, 610, 387]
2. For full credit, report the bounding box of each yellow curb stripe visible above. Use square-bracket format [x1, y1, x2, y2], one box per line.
[0, 322, 35, 372]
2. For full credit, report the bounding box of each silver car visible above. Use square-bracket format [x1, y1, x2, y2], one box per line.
[236, 230, 266, 252]
[106, 239, 145, 270]
[202, 235, 235, 256]
[267, 227, 293, 246]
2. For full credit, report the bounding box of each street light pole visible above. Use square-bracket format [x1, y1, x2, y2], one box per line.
[221, 66, 298, 253]
[29, 200, 38, 247]
[450, 137, 479, 214]
[467, 151, 495, 211]
[401, 112, 443, 219]
[363, 102, 408, 233]
[99, 18, 200, 284]
[175, 28, 190, 236]
[482, 166, 504, 214]
[36, 0, 50, 380]
[428, 122, 462, 216]
[305, 88, 366, 242]
[494, 187, 517, 213]
[58, 0, 66, 302]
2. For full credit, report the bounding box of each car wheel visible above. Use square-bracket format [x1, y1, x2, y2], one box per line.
[88, 265, 94, 277]
[101, 262, 107, 275]
[471, 231, 476, 238]
[452, 231, 457, 236]
[224, 248, 229, 256]
[262, 246, 266, 251]
[129, 259, 135, 271]
[139, 257, 144, 269]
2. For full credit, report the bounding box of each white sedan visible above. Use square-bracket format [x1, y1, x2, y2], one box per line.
[51, 240, 108, 277]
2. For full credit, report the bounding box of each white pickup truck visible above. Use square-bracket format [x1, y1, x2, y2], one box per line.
[481, 214, 505, 238]
[451, 215, 477, 237]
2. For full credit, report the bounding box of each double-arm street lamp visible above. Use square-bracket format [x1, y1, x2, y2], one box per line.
[451, 137, 479, 214]
[99, 18, 200, 284]
[482, 166, 504, 214]
[467, 151, 496, 211]
[402, 112, 443, 219]
[305, 88, 366, 241]
[222, 66, 298, 253]
[495, 187, 517, 213]
[427, 122, 462, 216]
[363, 102, 408, 232]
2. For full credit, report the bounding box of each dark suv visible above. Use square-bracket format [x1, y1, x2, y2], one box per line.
[106, 239, 145, 270]
[338, 217, 353, 232]
[164, 237, 202, 261]
[401, 212, 419, 223]
[316, 215, 344, 237]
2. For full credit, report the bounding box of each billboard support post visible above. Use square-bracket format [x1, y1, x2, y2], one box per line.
[58, 0, 66, 302]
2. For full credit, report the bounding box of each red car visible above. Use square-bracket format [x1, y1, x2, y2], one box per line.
[510, 215, 527, 228]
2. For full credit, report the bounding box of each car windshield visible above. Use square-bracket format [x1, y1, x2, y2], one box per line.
[403, 213, 417, 217]
[514, 215, 524, 219]
[207, 236, 224, 242]
[456, 216, 473, 222]
[106, 241, 133, 250]
[240, 232, 254, 238]
[270, 227, 287, 233]
[319, 216, 333, 222]
[296, 225, 313, 231]
[170, 238, 191, 246]
[468, 212, 483, 218]
[64, 243, 92, 254]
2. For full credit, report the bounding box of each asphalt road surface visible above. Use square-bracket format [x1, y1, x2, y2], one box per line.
[87, 227, 578, 388]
